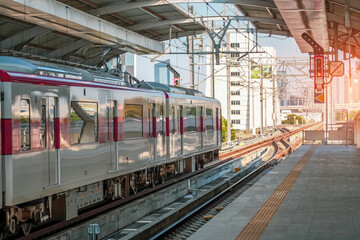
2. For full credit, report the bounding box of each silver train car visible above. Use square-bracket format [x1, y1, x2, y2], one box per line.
[0, 57, 222, 235]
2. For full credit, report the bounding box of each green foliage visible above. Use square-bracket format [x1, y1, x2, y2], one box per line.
[20, 116, 29, 123]
[222, 117, 236, 142]
[349, 110, 358, 120]
[70, 111, 82, 121]
[281, 114, 305, 125]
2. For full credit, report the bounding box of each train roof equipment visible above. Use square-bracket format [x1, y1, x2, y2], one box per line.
[0, 56, 205, 97]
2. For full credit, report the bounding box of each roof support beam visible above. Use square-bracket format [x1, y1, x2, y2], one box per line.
[47, 39, 91, 59]
[327, 12, 360, 33]
[91, 0, 277, 16]
[140, 7, 166, 20]
[129, 16, 285, 31]
[0, 0, 164, 54]
[0, 26, 51, 50]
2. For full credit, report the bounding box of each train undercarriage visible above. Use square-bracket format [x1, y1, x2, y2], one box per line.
[1, 150, 219, 237]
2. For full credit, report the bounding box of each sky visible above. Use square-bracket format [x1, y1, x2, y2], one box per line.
[134, 3, 309, 90]
[135, 35, 308, 90]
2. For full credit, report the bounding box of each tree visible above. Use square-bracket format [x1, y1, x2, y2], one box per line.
[222, 117, 236, 142]
[281, 114, 305, 125]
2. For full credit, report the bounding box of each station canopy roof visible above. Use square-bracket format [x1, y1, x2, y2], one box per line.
[0, 0, 358, 68]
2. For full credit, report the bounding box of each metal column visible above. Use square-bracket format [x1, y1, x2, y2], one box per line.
[226, 33, 231, 143]
[210, 21, 215, 98]
[260, 65, 264, 136]
[188, 6, 195, 89]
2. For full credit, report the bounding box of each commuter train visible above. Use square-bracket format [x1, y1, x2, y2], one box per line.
[0, 57, 222, 235]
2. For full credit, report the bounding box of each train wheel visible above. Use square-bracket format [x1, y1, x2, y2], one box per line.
[21, 222, 31, 236]
[130, 175, 138, 194]
[151, 171, 156, 187]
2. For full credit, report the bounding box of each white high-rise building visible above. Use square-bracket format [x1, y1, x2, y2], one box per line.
[205, 30, 280, 132]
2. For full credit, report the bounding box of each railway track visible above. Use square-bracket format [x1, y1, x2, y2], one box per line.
[151, 133, 308, 240]
[12, 123, 321, 240]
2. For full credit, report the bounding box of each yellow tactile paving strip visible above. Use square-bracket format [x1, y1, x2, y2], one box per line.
[236, 145, 317, 240]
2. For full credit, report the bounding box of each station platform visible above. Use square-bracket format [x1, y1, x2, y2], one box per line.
[189, 145, 360, 240]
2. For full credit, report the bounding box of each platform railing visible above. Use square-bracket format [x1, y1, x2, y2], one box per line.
[304, 122, 353, 145]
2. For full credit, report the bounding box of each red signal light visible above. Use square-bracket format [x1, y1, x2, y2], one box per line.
[315, 57, 323, 78]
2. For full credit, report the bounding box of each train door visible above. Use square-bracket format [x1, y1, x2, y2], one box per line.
[107, 100, 118, 172]
[180, 105, 184, 154]
[200, 106, 204, 149]
[42, 96, 59, 188]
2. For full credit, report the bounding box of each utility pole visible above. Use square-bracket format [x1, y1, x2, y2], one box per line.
[334, 23, 339, 125]
[260, 65, 264, 137]
[210, 21, 215, 98]
[226, 33, 231, 143]
[264, 89, 267, 128]
[272, 68, 276, 128]
[246, 23, 251, 131]
[188, 6, 194, 89]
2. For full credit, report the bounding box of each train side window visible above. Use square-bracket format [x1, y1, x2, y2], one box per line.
[50, 105, 55, 147]
[124, 104, 143, 139]
[170, 106, 175, 134]
[20, 99, 31, 151]
[70, 101, 98, 145]
[41, 101, 46, 148]
[185, 107, 196, 133]
[159, 106, 164, 135]
[148, 108, 151, 137]
[206, 108, 213, 131]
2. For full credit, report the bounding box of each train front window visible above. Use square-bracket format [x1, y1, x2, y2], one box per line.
[20, 99, 30, 151]
[124, 104, 143, 139]
[70, 101, 98, 145]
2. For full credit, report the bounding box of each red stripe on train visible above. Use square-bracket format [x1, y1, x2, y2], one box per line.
[180, 117, 184, 134]
[166, 117, 170, 136]
[54, 118, 60, 149]
[0, 70, 11, 82]
[216, 117, 219, 131]
[113, 117, 119, 141]
[153, 117, 157, 138]
[1, 119, 12, 155]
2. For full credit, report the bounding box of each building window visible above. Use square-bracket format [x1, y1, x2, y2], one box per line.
[231, 91, 240, 95]
[205, 108, 213, 131]
[231, 110, 241, 115]
[185, 107, 196, 132]
[124, 104, 143, 139]
[231, 81, 241, 86]
[231, 43, 240, 48]
[231, 100, 241, 105]
[231, 119, 241, 124]
[70, 102, 98, 144]
[231, 72, 240, 76]
[230, 53, 240, 58]
[20, 99, 30, 151]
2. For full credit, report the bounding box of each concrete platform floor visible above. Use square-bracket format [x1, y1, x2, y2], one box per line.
[189, 145, 360, 240]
